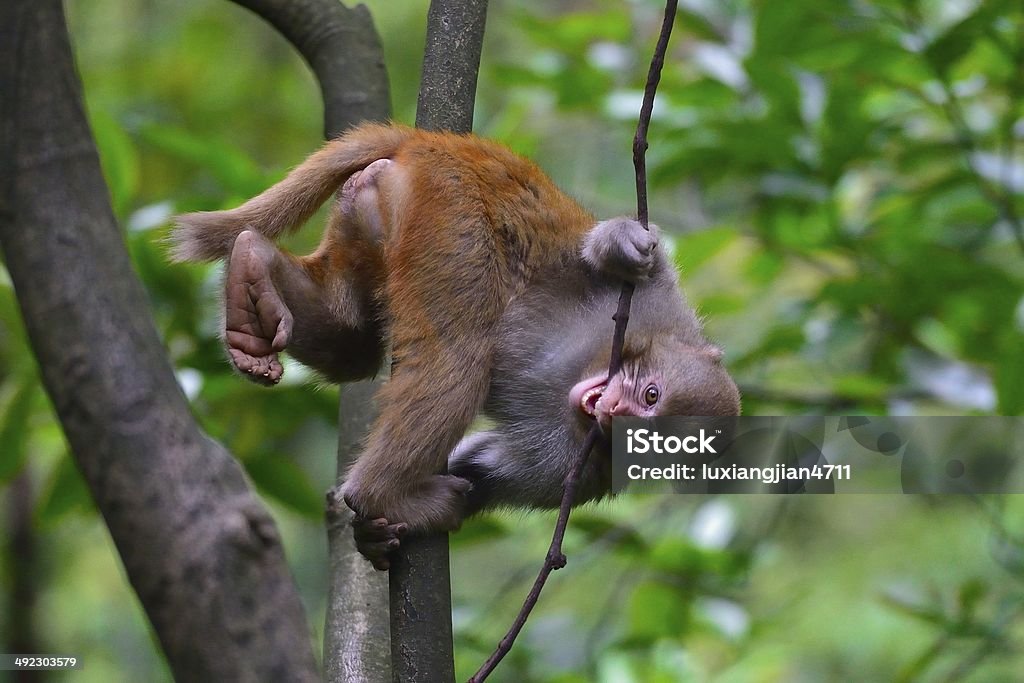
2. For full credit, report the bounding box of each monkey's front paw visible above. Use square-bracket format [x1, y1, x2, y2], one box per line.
[225, 231, 294, 385]
[583, 217, 659, 281]
[351, 516, 408, 571]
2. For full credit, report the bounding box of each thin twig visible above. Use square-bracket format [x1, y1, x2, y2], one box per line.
[467, 2, 678, 680]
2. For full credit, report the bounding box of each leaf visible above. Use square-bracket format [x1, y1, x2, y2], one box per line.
[36, 453, 94, 525]
[516, 9, 631, 52]
[89, 110, 140, 217]
[555, 63, 613, 110]
[674, 226, 738, 273]
[139, 123, 268, 198]
[881, 588, 948, 627]
[832, 374, 892, 401]
[244, 453, 323, 519]
[995, 331, 1024, 414]
[743, 251, 784, 284]
[568, 512, 646, 553]
[0, 378, 39, 483]
[819, 82, 873, 182]
[923, 5, 995, 76]
[695, 294, 747, 317]
[755, 324, 806, 357]
[914, 318, 961, 358]
[448, 516, 509, 546]
[753, 2, 818, 59]
[675, 7, 723, 42]
[624, 580, 690, 643]
[956, 578, 988, 618]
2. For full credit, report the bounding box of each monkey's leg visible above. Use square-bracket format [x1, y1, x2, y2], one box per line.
[351, 517, 408, 571]
[447, 431, 509, 516]
[222, 165, 391, 384]
[447, 431, 594, 514]
[341, 335, 495, 534]
[224, 227, 383, 384]
[351, 426, 496, 569]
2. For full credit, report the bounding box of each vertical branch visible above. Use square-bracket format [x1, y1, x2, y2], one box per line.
[326, 383, 390, 683]
[468, 1, 678, 680]
[631, 0, 677, 231]
[229, 0, 391, 137]
[415, 0, 490, 134]
[225, 1, 394, 680]
[6, 472, 38, 683]
[385, 2, 490, 682]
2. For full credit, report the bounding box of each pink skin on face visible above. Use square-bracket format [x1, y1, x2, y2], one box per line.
[569, 373, 635, 434]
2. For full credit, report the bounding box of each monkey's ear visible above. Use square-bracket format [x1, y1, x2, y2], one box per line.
[702, 345, 725, 363]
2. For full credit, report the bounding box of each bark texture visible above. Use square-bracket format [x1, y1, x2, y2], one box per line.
[387, 2, 490, 681]
[227, 1, 395, 679]
[416, 0, 490, 134]
[231, 0, 391, 138]
[0, 2, 318, 679]
[325, 381, 391, 683]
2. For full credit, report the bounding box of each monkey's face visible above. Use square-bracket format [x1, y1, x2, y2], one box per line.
[569, 341, 741, 435]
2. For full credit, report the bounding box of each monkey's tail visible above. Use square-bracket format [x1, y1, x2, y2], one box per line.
[169, 123, 415, 262]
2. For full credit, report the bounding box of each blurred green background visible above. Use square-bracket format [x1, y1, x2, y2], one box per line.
[2, 0, 1023, 680]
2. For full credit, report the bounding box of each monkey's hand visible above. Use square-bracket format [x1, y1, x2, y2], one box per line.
[225, 230, 293, 385]
[351, 516, 408, 571]
[582, 217, 659, 282]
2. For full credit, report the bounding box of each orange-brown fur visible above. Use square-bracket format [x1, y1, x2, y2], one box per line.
[173, 124, 599, 531]
[174, 124, 741, 567]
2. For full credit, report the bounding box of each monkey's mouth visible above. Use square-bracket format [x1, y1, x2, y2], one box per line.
[579, 384, 606, 417]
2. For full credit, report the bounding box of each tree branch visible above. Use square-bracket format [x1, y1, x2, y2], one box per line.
[0, 1, 318, 679]
[326, 384, 390, 683]
[468, 1, 678, 679]
[378, 2, 491, 682]
[415, 0, 490, 134]
[224, 1, 395, 680]
[229, 0, 391, 138]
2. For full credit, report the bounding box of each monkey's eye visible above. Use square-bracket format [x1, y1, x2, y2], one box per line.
[643, 384, 660, 406]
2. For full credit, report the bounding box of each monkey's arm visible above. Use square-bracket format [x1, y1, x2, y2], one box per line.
[352, 430, 512, 569]
[449, 430, 607, 514]
[581, 217, 660, 282]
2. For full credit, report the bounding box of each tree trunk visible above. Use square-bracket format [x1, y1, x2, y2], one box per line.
[0, 1, 318, 679]
[386, 2, 490, 681]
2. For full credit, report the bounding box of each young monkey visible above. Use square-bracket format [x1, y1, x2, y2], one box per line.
[172, 123, 740, 569]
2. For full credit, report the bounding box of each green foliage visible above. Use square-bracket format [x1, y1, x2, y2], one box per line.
[36, 453, 93, 526]
[0, 379, 38, 484]
[1, 0, 1022, 681]
[456, 0, 1024, 680]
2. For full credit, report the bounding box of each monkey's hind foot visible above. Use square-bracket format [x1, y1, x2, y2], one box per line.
[225, 230, 293, 385]
[342, 474, 471, 568]
[351, 516, 408, 571]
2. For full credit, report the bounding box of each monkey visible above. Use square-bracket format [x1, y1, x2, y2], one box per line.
[171, 123, 741, 569]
